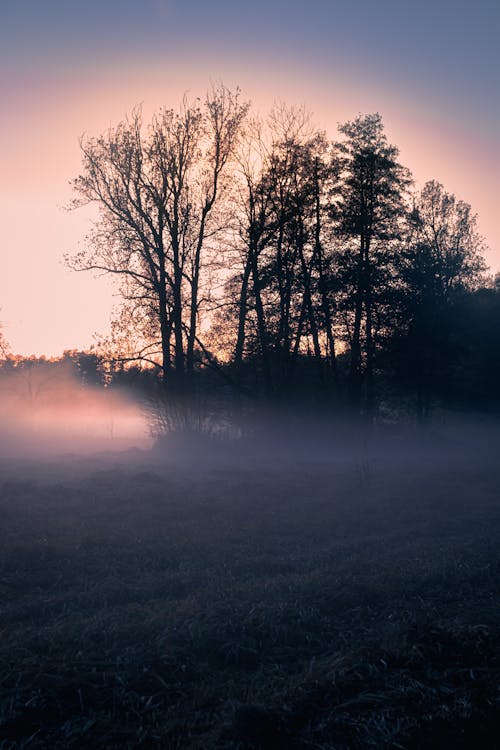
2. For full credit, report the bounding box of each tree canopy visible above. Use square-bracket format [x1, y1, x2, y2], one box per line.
[65, 87, 495, 423]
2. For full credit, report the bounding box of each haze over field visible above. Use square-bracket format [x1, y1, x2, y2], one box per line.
[1, 429, 499, 749]
[0, 367, 149, 457]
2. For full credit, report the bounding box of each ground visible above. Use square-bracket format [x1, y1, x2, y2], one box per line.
[0, 444, 499, 749]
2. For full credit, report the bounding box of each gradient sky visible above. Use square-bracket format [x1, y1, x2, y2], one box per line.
[1, 0, 499, 356]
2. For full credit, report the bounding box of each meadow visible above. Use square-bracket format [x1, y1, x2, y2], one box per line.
[0, 437, 499, 749]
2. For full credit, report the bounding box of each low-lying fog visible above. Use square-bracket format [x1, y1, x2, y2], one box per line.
[2, 371, 498, 750]
[0, 365, 151, 458]
[1, 363, 499, 476]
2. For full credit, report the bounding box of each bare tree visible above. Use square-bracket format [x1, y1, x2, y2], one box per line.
[68, 85, 248, 394]
[227, 106, 334, 395]
[408, 180, 486, 297]
[0, 319, 9, 359]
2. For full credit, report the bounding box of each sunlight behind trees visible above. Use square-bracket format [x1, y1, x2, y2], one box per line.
[58, 86, 496, 423]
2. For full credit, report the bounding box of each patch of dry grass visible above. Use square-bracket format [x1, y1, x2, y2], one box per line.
[0, 458, 499, 748]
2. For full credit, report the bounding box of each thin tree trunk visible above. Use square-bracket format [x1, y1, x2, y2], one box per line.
[364, 244, 375, 418]
[158, 292, 172, 387]
[234, 255, 252, 368]
[349, 243, 364, 410]
[313, 158, 337, 379]
[187, 208, 211, 373]
[297, 230, 323, 381]
[289, 293, 308, 377]
[171, 238, 185, 392]
[250, 244, 272, 395]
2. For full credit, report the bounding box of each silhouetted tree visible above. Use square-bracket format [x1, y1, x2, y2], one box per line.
[330, 114, 411, 417]
[450, 282, 500, 410]
[389, 181, 487, 420]
[69, 85, 248, 396]
[66, 91, 495, 425]
[0, 321, 9, 359]
[61, 349, 107, 387]
[225, 106, 335, 397]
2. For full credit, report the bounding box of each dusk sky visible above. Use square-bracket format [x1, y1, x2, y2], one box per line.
[1, 0, 499, 356]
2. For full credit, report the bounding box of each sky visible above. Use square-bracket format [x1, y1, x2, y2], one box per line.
[1, 0, 499, 356]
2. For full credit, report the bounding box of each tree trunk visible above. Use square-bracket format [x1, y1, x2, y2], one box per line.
[313, 159, 337, 380]
[364, 244, 375, 419]
[297, 228, 323, 382]
[158, 290, 172, 388]
[187, 209, 210, 374]
[234, 255, 252, 368]
[349, 243, 364, 411]
[171, 242, 185, 393]
[250, 244, 272, 396]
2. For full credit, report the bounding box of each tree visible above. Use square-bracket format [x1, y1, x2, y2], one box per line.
[450, 282, 500, 411]
[67, 92, 494, 424]
[68, 85, 248, 395]
[332, 113, 411, 416]
[0, 323, 8, 359]
[225, 106, 336, 398]
[391, 180, 487, 420]
[408, 180, 486, 297]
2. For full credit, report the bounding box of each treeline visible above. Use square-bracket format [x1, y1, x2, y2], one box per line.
[66, 85, 499, 422]
[0, 352, 108, 406]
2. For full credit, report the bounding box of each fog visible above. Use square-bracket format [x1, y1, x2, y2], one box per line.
[0, 363, 151, 459]
[147, 403, 500, 478]
[1, 362, 499, 474]
[1, 374, 499, 749]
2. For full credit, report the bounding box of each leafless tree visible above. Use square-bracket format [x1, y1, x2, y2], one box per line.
[68, 85, 248, 394]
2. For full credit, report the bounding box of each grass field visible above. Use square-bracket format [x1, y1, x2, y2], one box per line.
[0, 443, 499, 748]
